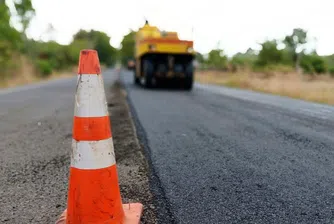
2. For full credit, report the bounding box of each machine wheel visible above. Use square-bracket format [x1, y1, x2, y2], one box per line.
[184, 76, 193, 90]
[142, 59, 154, 88]
[184, 62, 194, 90]
[133, 71, 140, 85]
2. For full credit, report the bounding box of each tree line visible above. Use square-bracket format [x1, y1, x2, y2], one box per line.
[196, 28, 334, 76]
[2, 0, 334, 83]
[117, 28, 334, 76]
[1, 0, 118, 81]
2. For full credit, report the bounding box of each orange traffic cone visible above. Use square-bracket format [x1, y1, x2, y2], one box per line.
[56, 49, 143, 224]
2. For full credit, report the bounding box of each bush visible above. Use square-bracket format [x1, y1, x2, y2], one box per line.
[206, 49, 228, 70]
[300, 54, 327, 75]
[67, 39, 92, 64]
[36, 59, 52, 77]
[255, 40, 283, 67]
[329, 67, 334, 77]
[313, 57, 326, 74]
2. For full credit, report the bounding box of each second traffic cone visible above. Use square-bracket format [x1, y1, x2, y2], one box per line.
[57, 49, 142, 224]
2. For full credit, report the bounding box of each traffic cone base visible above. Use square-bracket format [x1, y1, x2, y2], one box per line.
[66, 165, 124, 223]
[122, 203, 143, 224]
[56, 203, 143, 224]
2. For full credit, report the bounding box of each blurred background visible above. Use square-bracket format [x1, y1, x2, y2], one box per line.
[1, 0, 334, 103]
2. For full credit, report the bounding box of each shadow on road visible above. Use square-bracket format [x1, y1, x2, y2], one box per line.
[134, 81, 193, 92]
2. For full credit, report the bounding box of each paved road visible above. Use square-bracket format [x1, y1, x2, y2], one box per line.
[122, 70, 334, 224]
[0, 70, 117, 223]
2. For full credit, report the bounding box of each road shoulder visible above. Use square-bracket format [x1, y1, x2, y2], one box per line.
[121, 73, 177, 224]
[107, 79, 157, 223]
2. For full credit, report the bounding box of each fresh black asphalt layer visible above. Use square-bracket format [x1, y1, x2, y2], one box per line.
[122, 70, 334, 224]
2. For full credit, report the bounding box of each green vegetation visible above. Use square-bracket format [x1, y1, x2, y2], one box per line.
[195, 29, 334, 105]
[197, 28, 332, 76]
[72, 30, 118, 66]
[1, 0, 334, 89]
[0, 0, 27, 81]
[206, 49, 228, 70]
[119, 30, 136, 67]
[229, 48, 257, 72]
[0, 0, 119, 87]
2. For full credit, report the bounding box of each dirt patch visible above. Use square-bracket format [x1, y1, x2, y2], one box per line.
[107, 80, 157, 224]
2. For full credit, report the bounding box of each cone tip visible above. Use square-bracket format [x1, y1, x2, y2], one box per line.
[78, 49, 101, 75]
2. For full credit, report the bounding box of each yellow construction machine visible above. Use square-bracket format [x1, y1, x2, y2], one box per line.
[133, 21, 195, 90]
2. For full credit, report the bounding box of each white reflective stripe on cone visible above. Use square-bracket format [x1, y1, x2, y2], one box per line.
[71, 138, 116, 169]
[74, 74, 109, 117]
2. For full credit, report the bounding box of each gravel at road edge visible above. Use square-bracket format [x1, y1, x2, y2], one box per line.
[122, 76, 176, 224]
[108, 80, 157, 224]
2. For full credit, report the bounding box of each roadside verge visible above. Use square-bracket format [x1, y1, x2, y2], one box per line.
[107, 80, 157, 224]
[120, 72, 177, 224]
[195, 70, 334, 105]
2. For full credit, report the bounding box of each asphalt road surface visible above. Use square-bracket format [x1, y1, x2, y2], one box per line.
[2, 68, 334, 224]
[0, 71, 117, 223]
[122, 70, 334, 224]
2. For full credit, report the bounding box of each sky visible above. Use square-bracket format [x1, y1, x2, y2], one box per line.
[6, 0, 334, 56]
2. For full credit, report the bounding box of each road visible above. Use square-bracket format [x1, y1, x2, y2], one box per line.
[121, 70, 334, 224]
[0, 71, 117, 223]
[2, 69, 334, 224]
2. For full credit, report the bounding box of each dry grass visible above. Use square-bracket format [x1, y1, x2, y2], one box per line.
[0, 56, 75, 89]
[195, 70, 334, 105]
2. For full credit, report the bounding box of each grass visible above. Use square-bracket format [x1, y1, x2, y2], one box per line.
[0, 58, 111, 90]
[0, 56, 76, 89]
[0, 71, 75, 89]
[195, 70, 334, 105]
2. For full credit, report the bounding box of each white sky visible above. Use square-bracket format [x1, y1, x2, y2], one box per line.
[6, 0, 334, 56]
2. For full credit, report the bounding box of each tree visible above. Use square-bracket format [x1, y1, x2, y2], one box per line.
[0, 0, 23, 78]
[119, 30, 136, 66]
[0, 1, 23, 45]
[13, 0, 35, 33]
[283, 28, 308, 72]
[206, 48, 228, 70]
[94, 31, 117, 66]
[71, 29, 117, 66]
[323, 54, 334, 76]
[73, 29, 95, 41]
[300, 51, 327, 75]
[195, 52, 205, 65]
[67, 39, 92, 64]
[5, 0, 35, 57]
[255, 40, 283, 67]
[230, 48, 257, 71]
